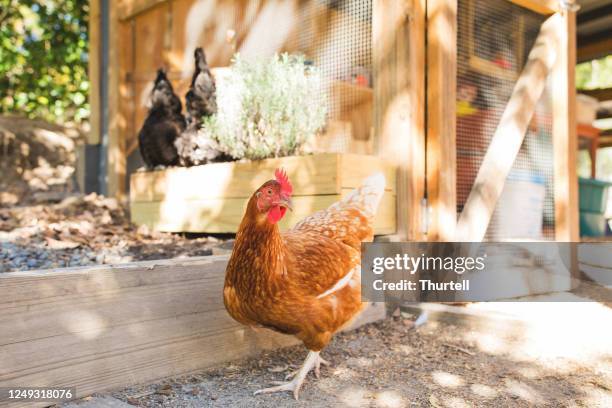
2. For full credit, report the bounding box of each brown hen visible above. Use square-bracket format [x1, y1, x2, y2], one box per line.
[223, 168, 385, 399]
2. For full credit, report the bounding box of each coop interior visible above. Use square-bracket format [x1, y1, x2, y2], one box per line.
[456, 0, 556, 241]
[119, 0, 376, 180]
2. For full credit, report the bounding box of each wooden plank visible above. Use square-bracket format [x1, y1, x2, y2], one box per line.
[577, 38, 612, 63]
[118, 0, 168, 20]
[132, 4, 169, 77]
[339, 154, 397, 193]
[373, 0, 426, 241]
[130, 154, 396, 202]
[130, 191, 397, 235]
[107, 1, 127, 199]
[455, 14, 563, 242]
[552, 10, 579, 243]
[0, 256, 383, 408]
[88, 0, 101, 145]
[580, 87, 612, 102]
[507, 0, 558, 15]
[426, 0, 457, 241]
[119, 20, 136, 168]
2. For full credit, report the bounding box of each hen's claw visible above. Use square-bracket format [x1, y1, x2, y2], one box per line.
[284, 354, 330, 380]
[255, 351, 321, 400]
[254, 378, 304, 400]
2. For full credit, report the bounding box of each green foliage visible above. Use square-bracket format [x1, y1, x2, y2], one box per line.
[0, 0, 89, 124]
[208, 53, 327, 160]
[576, 55, 612, 90]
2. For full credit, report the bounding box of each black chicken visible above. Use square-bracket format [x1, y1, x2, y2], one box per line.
[185, 47, 217, 125]
[175, 47, 223, 166]
[138, 69, 185, 168]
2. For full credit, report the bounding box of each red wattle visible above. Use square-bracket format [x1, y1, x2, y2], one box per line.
[267, 206, 283, 223]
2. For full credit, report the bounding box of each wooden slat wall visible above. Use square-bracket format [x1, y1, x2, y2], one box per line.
[0, 256, 385, 408]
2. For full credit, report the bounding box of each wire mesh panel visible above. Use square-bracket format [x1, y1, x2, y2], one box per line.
[287, 0, 374, 154]
[456, 0, 555, 240]
[227, 0, 374, 154]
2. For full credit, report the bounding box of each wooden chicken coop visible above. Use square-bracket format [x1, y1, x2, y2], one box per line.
[85, 0, 579, 243]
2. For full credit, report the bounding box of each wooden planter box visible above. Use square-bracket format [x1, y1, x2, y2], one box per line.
[130, 153, 397, 235]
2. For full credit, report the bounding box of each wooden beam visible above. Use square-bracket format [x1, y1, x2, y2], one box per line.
[88, 0, 101, 145]
[426, 0, 457, 241]
[106, 1, 127, 200]
[577, 3, 612, 25]
[373, 0, 426, 241]
[507, 0, 558, 15]
[577, 38, 612, 63]
[553, 10, 580, 242]
[455, 14, 562, 242]
[580, 87, 612, 102]
[0, 256, 384, 408]
[118, 0, 168, 20]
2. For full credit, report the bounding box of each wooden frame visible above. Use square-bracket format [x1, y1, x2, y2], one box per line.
[373, 0, 426, 241]
[552, 9, 580, 242]
[426, 0, 457, 241]
[88, 0, 101, 145]
[107, 1, 127, 200]
[0, 256, 384, 408]
[118, 0, 168, 20]
[507, 0, 558, 15]
[130, 153, 397, 235]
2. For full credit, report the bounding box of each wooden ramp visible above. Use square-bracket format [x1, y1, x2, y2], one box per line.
[0, 256, 384, 408]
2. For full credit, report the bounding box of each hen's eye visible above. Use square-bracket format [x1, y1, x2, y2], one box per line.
[267, 189, 273, 195]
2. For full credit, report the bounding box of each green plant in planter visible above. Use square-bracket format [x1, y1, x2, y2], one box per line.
[206, 53, 326, 160]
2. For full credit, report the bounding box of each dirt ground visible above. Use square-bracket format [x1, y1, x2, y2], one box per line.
[0, 193, 232, 272]
[77, 310, 611, 408]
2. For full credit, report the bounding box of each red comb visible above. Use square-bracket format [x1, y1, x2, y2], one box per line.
[275, 168, 293, 196]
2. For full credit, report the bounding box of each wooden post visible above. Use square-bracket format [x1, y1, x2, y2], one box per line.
[106, 1, 127, 200]
[373, 0, 426, 241]
[455, 14, 562, 242]
[552, 9, 579, 242]
[88, 0, 101, 145]
[426, 0, 457, 242]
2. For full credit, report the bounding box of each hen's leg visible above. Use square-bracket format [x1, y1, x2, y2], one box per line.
[254, 351, 319, 400]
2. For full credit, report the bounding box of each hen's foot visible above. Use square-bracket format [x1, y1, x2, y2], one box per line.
[255, 351, 320, 400]
[285, 354, 330, 380]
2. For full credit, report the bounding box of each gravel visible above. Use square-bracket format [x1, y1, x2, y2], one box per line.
[0, 193, 231, 273]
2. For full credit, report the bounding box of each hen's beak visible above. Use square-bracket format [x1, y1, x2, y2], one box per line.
[278, 196, 293, 211]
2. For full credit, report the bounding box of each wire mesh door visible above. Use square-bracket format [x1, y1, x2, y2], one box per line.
[456, 0, 555, 240]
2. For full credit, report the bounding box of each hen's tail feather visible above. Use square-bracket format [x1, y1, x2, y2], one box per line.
[335, 172, 386, 218]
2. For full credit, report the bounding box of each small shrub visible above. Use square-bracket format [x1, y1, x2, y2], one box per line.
[206, 53, 326, 160]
